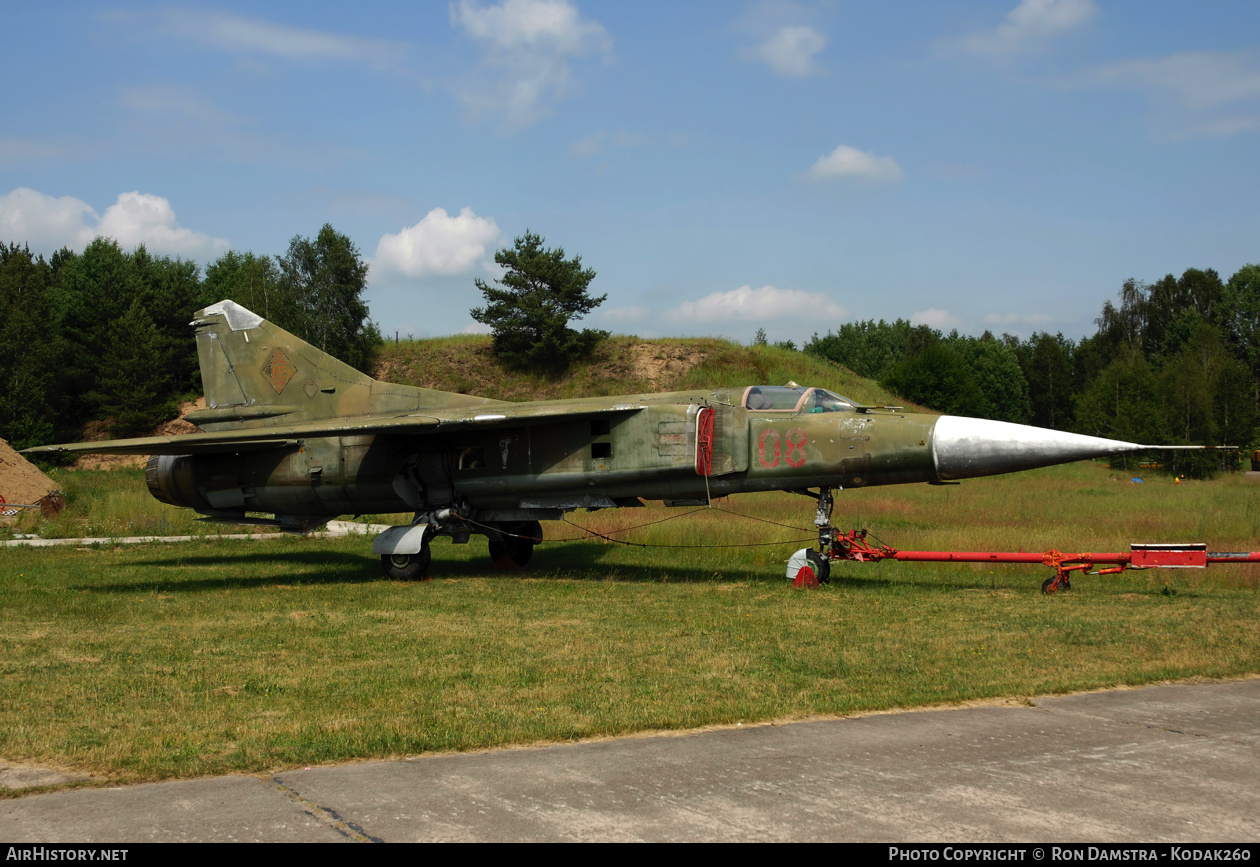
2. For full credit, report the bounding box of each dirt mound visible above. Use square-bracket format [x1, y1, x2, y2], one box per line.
[0, 438, 63, 518]
[628, 343, 706, 391]
[72, 398, 206, 471]
[373, 336, 718, 403]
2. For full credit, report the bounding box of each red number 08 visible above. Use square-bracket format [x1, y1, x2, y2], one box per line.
[759, 428, 808, 469]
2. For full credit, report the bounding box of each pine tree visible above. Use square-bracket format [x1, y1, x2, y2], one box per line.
[471, 231, 607, 374]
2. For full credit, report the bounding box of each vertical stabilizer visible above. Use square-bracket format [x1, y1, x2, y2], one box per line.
[186, 300, 495, 431]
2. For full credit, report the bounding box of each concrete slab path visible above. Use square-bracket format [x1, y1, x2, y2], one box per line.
[0, 520, 389, 548]
[2, 679, 1257, 842]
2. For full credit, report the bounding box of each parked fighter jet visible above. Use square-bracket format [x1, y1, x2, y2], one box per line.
[23, 300, 1192, 579]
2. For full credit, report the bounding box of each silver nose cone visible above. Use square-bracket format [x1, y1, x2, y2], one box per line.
[932, 416, 1143, 481]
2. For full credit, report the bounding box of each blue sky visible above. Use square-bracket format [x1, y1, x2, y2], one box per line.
[3, 1, 1258, 344]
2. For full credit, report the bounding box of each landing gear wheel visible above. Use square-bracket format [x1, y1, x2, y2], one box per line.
[1041, 575, 1069, 595]
[806, 549, 831, 585]
[381, 544, 431, 581]
[489, 521, 542, 569]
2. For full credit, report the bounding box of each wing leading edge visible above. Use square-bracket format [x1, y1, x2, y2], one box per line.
[22, 402, 648, 457]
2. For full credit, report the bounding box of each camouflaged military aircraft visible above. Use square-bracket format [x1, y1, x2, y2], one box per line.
[24, 300, 1182, 580]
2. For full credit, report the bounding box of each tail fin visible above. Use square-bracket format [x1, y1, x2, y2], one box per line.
[187, 300, 496, 431]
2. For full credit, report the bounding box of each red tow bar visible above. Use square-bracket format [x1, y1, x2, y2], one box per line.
[820, 530, 1260, 594]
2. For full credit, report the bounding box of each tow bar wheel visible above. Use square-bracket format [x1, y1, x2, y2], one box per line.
[787, 548, 830, 587]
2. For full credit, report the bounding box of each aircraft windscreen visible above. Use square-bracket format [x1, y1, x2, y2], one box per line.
[806, 389, 858, 413]
[744, 386, 808, 410]
[743, 386, 857, 412]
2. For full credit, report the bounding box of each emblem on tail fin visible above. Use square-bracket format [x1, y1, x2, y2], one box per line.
[264, 350, 296, 394]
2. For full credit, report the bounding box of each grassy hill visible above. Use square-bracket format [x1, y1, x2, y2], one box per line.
[371, 334, 920, 408]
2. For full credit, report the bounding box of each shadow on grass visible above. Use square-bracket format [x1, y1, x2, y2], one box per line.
[77, 540, 790, 591]
[77, 549, 383, 593]
[827, 565, 1056, 595]
[523, 542, 795, 584]
[69, 537, 1052, 594]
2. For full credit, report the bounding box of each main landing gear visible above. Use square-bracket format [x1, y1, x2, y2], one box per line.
[487, 520, 542, 569]
[374, 511, 544, 579]
[382, 547, 431, 581]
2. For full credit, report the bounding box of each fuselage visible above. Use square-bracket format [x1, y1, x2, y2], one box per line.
[146, 386, 942, 521]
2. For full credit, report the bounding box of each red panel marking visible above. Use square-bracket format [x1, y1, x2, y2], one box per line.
[758, 429, 780, 469]
[696, 407, 714, 476]
[785, 427, 807, 468]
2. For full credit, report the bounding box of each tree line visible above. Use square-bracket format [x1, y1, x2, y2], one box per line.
[803, 265, 1260, 476]
[0, 225, 379, 449]
[3, 219, 1255, 478]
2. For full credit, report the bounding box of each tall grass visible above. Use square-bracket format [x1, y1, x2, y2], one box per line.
[5, 469, 252, 540]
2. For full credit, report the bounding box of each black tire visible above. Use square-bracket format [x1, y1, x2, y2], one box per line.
[1041, 576, 1056, 595]
[488, 521, 541, 568]
[806, 549, 831, 585]
[381, 544, 431, 581]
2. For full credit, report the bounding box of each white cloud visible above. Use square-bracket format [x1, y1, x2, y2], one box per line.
[453, 0, 610, 53]
[806, 145, 904, 183]
[1092, 51, 1260, 111]
[163, 9, 408, 68]
[121, 85, 238, 126]
[568, 129, 651, 158]
[569, 130, 607, 157]
[461, 321, 493, 335]
[1079, 50, 1260, 139]
[1191, 114, 1260, 137]
[117, 84, 358, 167]
[0, 137, 65, 163]
[0, 188, 227, 258]
[911, 308, 961, 330]
[666, 285, 847, 323]
[451, 0, 612, 129]
[96, 192, 229, 257]
[598, 305, 648, 324]
[0, 188, 96, 252]
[375, 207, 500, 277]
[960, 0, 1096, 55]
[750, 25, 826, 77]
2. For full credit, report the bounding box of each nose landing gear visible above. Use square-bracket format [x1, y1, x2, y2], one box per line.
[787, 487, 838, 587]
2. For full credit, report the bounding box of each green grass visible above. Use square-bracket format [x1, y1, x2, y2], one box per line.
[3, 468, 303, 540]
[2, 468, 407, 541]
[2, 462, 1257, 787]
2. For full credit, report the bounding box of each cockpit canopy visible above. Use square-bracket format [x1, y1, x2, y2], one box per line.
[742, 386, 858, 413]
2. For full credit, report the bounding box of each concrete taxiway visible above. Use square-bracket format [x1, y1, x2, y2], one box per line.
[2, 679, 1257, 842]
[0, 520, 390, 548]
